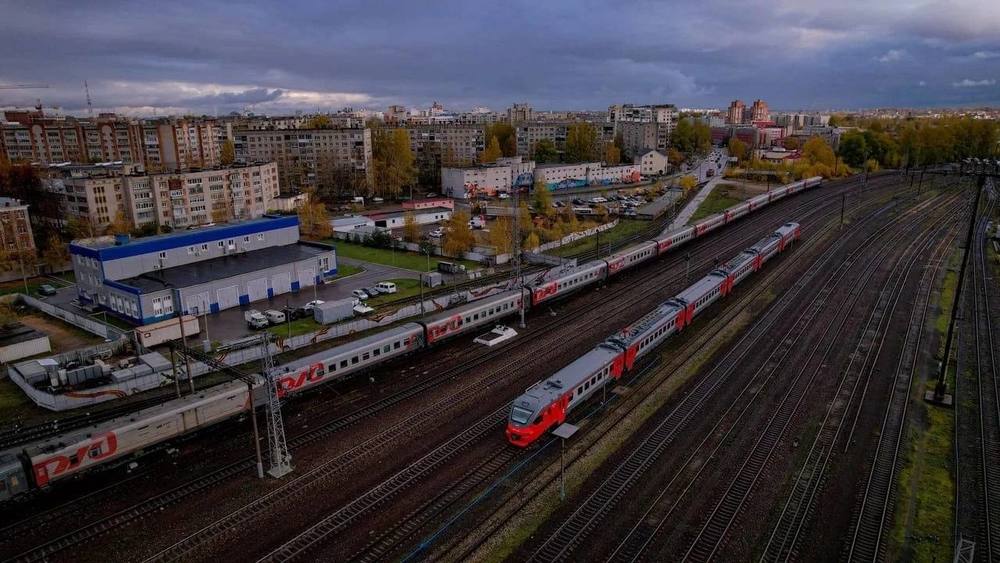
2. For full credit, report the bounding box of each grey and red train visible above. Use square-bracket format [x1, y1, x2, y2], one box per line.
[506, 221, 801, 447]
[0, 177, 821, 501]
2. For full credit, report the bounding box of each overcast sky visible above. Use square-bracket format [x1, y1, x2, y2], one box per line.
[2, 0, 999, 116]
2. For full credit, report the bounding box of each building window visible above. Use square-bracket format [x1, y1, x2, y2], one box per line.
[158, 251, 167, 259]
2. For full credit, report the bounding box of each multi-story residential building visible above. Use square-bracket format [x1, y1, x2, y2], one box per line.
[633, 149, 670, 176]
[70, 215, 337, 324]
[0, 197, 37, 257]
[385, 105, 409, 125]
[610, 104, 678, 158]
[507, 103, 534, 123]
[0, 112, 221, 172]
[234, 127, 372, 190]
[42, 162, 281, 231]
[404, 124, 484, 167]
[750, 99, 770, 123]
[515, 121, 615, 159]
[727, 100, 746, 125]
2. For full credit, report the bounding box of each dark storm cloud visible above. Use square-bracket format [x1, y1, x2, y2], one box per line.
[1, 0, 998, 115]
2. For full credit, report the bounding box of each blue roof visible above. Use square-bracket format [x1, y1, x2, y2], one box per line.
[70, 215, 299, 261]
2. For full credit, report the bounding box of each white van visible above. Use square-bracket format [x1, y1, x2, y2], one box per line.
[375, 281, 397, 294]
[264, 310, 286, 325]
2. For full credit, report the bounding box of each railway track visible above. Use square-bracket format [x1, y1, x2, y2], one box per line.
[962, 186, 999, 562]
[755, 195, 965, 562]
[521, 183, 939, 562]
[840, 211, 957, 561]
[2, 174, 899, 561]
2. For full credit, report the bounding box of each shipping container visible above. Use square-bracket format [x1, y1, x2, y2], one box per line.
[314, 299, 356, 325]
[135, 315, 201, 348]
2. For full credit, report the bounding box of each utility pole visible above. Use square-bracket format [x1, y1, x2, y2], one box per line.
[512, 186, 525, 328]
[260, 333, 292, 477]
[840, 193, 846, 229]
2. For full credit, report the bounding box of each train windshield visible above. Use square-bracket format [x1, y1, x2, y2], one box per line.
[510, 406, 533, 425]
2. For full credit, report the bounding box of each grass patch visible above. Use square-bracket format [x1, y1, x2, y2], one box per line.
[0, 378, 45, 424]
[265, 316, 322, 338]
[549, 219, 650, 257]
[333, 262, 363, 279]
[687, 185, 746, 224]
[365, 278, 423, 306]
[888, 400, 954, 562]
[328, 240, 480, 272]
[0, 279, 42, 297]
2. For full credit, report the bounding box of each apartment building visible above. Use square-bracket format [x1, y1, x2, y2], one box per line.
[727, 100, 746, 124]
[750, 99, 770, 123]
[609, 104, 678, 158]
[0, 197, 37, 256]
[42, 162, 280, 230]
[234, 127, 372, 190]
[0, 112, 220, 171]
[405, 125, 484, 166]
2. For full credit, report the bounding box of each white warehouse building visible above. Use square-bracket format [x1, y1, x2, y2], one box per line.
[70, 215, 337, 325]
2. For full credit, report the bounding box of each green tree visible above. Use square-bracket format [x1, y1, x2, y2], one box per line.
[480, 136, 502, 164]
[837, 130, 869, 168]
[220, 139, 235, 166]
[442, 211, 476, 256]
[533, 138, 557, 164]
[672, 118, 695, 154]
[372, 128, 416, 198]
[565, 122, 600, 162]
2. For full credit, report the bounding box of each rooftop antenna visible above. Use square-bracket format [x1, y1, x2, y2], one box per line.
[84, 80, 93, 116]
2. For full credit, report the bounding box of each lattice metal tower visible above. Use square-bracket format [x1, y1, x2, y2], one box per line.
[259, 333, 292, 478]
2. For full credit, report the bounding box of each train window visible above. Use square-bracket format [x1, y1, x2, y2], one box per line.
[340, 360, 348, 368]
[585, 382, 590, 390]
[384, 345, 391, 353]
[363, 352, 370, 361]
[89, 444, 103, 458]
[373, 348, 380, 357]
[317, 368, 325, 375]
[351, 356, 359, 365]
[330, 364, 336, 372]
[394, 342, 401, 349]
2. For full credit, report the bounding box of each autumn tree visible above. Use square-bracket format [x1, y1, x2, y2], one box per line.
[525, 231, 540, 250]
[485, 123, 517, 158]
[441, 211, 476, 256]
[781, 137, 800, 151]
[533, 138, 557, 164]
[679, 175, 699, 195]
[565, 122, 600, 162]
[489, 217, 513, 254]
[727, 137, 749, 163]
[372, 127, 416, 198]
[802, 136, 836, 167]
[65, 217, 98, 240]
[532, 181, 554, 217]
[604, 143, 621, 166]
[667, 148, 685, 167]
[106, 210, 133, 236]
[297, 199, 332, 240]
[42, 232, 70, 272]
[220, 139, 235, 166]
[480, 136, 502, 164]
[403, 212, 421, 242]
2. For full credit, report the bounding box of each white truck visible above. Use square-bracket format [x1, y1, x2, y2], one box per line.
[135, 315, 201, 348]
[244, 310, 269, 330]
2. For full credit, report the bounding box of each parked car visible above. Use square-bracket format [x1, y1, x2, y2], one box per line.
[245, 310, 269, 330]
[264, 310, 286, 325]
[572, 198, 586, 205]
[498, 193, 510, 199]
[375, 281, 398, 294]
[37, 284, 57, 296]
[365, 286, 382, 298]
[303, 300, 325, 311]
[352, 289, 369, 300]
[372, 197, 384, 204]
[553, 200, 565, 208]
[425, 192, 438, 198]
[428, 228, 444, 238]
[469, 216, 486, 229]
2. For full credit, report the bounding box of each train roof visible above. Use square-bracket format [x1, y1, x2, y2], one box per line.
[423, 289, 522, 318]
[521, 345, 621, 404]
[531, 260, 605, 287]
[277, 322, 424, 373]
[609, 301, 683, 346]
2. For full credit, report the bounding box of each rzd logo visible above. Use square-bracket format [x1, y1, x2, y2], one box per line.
[34, 432, 118, 486]
[277, 362, 325, 398]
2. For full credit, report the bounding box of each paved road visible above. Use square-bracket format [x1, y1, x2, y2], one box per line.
[201, 258, 420, 342]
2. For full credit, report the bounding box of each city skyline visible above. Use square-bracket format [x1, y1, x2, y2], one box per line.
[1, 0, 999, 116]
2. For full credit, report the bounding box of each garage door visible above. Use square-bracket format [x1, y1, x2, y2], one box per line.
[298, 268, 315, 288]
[247, 277, 268, 302]
[216, 285, 239, 311]
[271, 273, 291, 296]
[186, 292, 210, 315]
